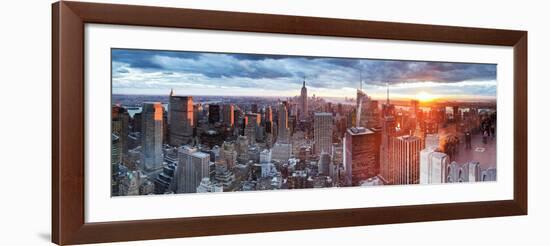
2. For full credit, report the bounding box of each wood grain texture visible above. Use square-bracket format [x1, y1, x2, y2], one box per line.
[513, 33, 528, 213]
[63, 1, 525, 46]
[51, 2, 59, 243]
[52, 1, 528, 245]
[52, 2, 85, 245]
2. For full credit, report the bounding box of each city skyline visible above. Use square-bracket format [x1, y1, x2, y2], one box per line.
[112, 49, 497, 101]
[111, 48, 497, 197]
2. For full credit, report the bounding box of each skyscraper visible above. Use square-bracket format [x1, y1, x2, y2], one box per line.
[446, 161, 482, 183]
[236, 135, 249, 164]
[169, 90, 194, 146]
[220, 141, 238, 168]
[300, 79, 308, 120]
[222, 104, 235, 127]
[343, 127, 381, 185]
[271, 142, 292, 161]
[251, 104, 259, 113]
[111, 134, 121, 166]
[245, 113, 260, 144]
[141, 102, 164, 171]
[209, 104, 221, 124]
[318, 151, 331, 176]
[314, 112, 333, 155]
[379, 116, 396, 184]
[419, 147, 449, 184]
[265, 106, 274, 147]
[389, 135, 424, 184]
[355, 89, 367, 127]
[277, 102, 290, 143]
[175, 146, 210, 193]
[410, 99, 419, 119]
[260, 149, 272, 164]
[112, 105, 129, 164]
[265, 106, 273, 122]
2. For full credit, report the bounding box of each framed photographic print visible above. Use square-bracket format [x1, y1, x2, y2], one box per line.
[52, 1, 527, 245]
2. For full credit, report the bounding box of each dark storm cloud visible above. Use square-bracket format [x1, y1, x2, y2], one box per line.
[112, 49, 201, 70]
[321, 58, 360, 68]
[112, 49, 496, 90]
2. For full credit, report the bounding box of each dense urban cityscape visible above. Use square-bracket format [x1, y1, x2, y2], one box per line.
[111, 49, 497, 196]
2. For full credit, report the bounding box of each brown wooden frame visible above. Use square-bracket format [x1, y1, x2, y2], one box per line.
[52, 1, 527, 245]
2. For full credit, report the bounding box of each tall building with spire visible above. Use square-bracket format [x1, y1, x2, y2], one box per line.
[380, 84, 397, 184]
[300, 79, 308, 120]
[169, 89, 194, 146]
[382, 83, 395, 117]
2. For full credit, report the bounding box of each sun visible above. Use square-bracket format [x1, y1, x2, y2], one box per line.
[416, 91, 437, 102]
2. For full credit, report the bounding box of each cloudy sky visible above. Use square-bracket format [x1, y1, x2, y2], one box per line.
[112, 48, 497, 101]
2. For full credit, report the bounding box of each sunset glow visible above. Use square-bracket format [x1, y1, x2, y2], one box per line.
[112, 49, 497, 101]
[415, 91, 438, 102]
[111, 48, 498, 198]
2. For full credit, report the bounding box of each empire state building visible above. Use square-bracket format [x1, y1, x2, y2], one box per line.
[300, 79, 308, 120]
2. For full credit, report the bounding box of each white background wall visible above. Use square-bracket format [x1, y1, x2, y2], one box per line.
[0, 0, 546, 245]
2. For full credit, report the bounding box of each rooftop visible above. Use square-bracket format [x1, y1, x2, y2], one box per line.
[347, 127, 374, 135]
[397, 135, 420, 141]
[192, 152, 211, 158]
[314, 112, 332, 116]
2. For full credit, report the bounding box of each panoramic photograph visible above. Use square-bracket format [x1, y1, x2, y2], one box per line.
[110, 48, 497, 196]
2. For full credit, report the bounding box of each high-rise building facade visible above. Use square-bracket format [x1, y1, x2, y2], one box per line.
[389, 135, 424, 184]
[446, 161, 482, 183]
[271, 142, 292, 161]
[265, 106, 273, 123]
[343, 127, 381, 185]
[277, 102, 290, 143]
[355, 89, 367, 127]
[112, 105, 130, 167]
[112, 105, 130, 158]
[300, 79, 308, 120]
[419, 147, 449, 184]
[222, 104, 235, 127]
[141, 102, 164, 171]
[175, 146, 210, 193]
[380, 115, 397, 184]
[169, 90, 194, 146]
[209, 104, 221, 124]
[313, 112, 333, 155]
[318, 151, 331, 175]
[244, 113, 260, 144]
[111, 134, 121, 166]
[236, 135, 249, 164]
[220, 141, 238, 168]
[260, 149, 272, 164]
[481, 167, 496, 181]
[410, 99, 419, 119]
